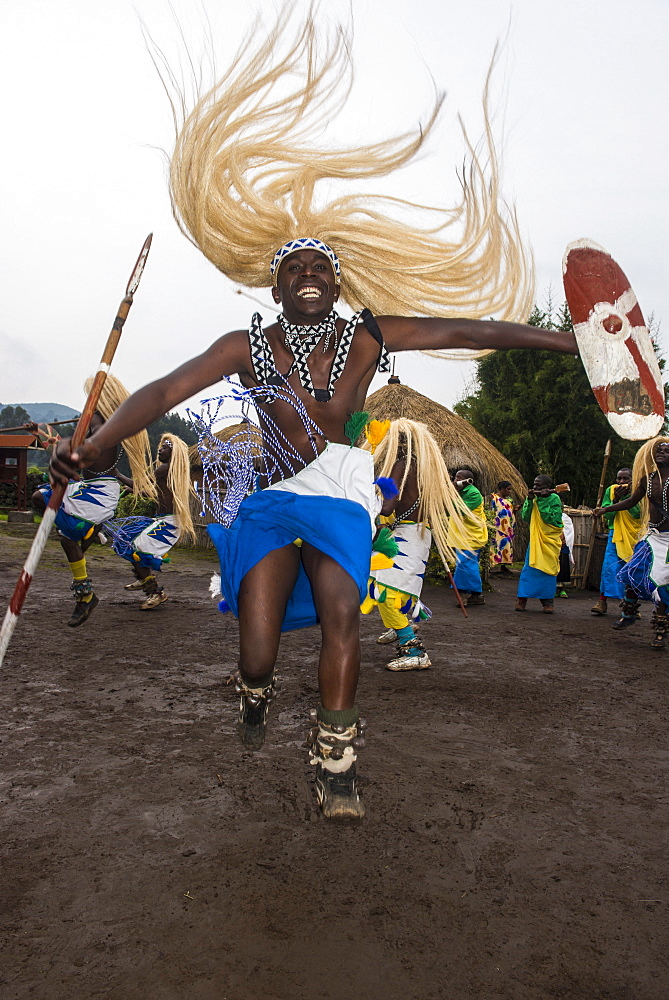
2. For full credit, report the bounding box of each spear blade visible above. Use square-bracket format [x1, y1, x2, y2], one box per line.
[126, 233, 153, 297]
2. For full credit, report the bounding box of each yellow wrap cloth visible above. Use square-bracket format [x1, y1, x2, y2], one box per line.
[448, 502, 488, 551]
[529, 504, 562, 576]
[612, 510, 641, 562]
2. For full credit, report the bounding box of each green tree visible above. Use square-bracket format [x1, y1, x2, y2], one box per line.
[454, 300, 667, 507]
[0, 405, 31, 429]
[146, 411, 198, 455]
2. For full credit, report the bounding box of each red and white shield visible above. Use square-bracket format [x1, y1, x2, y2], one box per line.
[563, 239, 664, 440]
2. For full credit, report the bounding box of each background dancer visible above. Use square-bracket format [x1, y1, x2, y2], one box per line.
[34, 375, 154, 626]
[515, 475, 563, 614]
[450, 470, 488, 606]
[595, 439, 669, 648]
[108, 434, 195, 610]
[590, 468, 640, 616]
[50, 11, 583, 819]
[361, 418, 469, 671]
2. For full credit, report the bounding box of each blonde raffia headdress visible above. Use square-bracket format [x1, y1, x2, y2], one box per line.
[164, 5, 534, 360]
[631, 435, 669, 532]
[84, 374, 156, 500]
[156, 433, 196, 542]
[363, 418, 476, 567]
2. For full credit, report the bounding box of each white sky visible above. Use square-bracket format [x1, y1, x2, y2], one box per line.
[1, 0, 667, 421]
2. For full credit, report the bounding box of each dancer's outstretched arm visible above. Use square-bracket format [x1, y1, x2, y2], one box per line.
[378, 316, 577, 355]
[49, 329, 250, 484]
[594, 482, 646, 517]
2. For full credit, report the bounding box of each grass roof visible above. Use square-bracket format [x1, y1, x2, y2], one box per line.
[364, 382, 527, 499]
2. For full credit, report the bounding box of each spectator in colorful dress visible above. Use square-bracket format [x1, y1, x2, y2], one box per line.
[489, 480, 516, 574]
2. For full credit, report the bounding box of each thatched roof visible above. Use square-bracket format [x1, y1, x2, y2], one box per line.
[188, 421, 263, 471]
[364, 382, 527, 500]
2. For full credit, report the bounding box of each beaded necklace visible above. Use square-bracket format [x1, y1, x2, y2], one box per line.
[248, 310, 361, 402]
[83, 445, 124, 479]
[647, 470, 669, 528]
[277, 312, 338, 352]
[277, 310, 361, 402]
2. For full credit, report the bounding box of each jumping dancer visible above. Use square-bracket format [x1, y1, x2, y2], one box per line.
[34, 375, 154, 626]
[50, 10, 583, 818]
[595, 438, 669, 648]
[360, 418, 470, 671]
[108, 434, 195, 609]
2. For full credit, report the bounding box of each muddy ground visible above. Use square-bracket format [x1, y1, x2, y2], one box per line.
[1, 521, 668, 1000]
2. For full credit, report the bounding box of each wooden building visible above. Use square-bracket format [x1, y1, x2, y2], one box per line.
[0, 432, 37, 510]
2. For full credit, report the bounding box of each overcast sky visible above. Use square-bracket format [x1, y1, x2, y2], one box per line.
[1, 0, 667, 423]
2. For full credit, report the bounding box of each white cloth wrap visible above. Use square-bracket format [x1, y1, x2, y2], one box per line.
[646, 529, 669, 594]
[62, 476, 120, 524]
[371, 521, 431, 600]
[562, 512, 575, 566]
[266, 442, 379, 529]
[131, 515, 180, 559]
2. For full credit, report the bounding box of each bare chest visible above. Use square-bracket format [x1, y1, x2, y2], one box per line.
[648, 472, 669, 518]
[240, 323, 379, 446]
[156, 474, 173, 516]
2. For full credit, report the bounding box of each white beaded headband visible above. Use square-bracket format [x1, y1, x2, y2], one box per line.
[269, 238, 340, 286]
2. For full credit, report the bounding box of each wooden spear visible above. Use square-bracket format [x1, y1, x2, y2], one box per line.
[447, 564, 468, 618]
[580, 438, 612, 589]
[0, 234, 153, 667]
[0, 418, 82, 435]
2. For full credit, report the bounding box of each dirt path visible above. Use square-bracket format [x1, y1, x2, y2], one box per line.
[1, 524, 668, 999]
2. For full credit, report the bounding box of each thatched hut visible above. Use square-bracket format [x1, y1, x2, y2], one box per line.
[364, 382, 527, 500]
[185, 421, 263, 549]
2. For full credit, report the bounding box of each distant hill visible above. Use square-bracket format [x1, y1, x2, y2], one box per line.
[0, 403, 79, 423]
